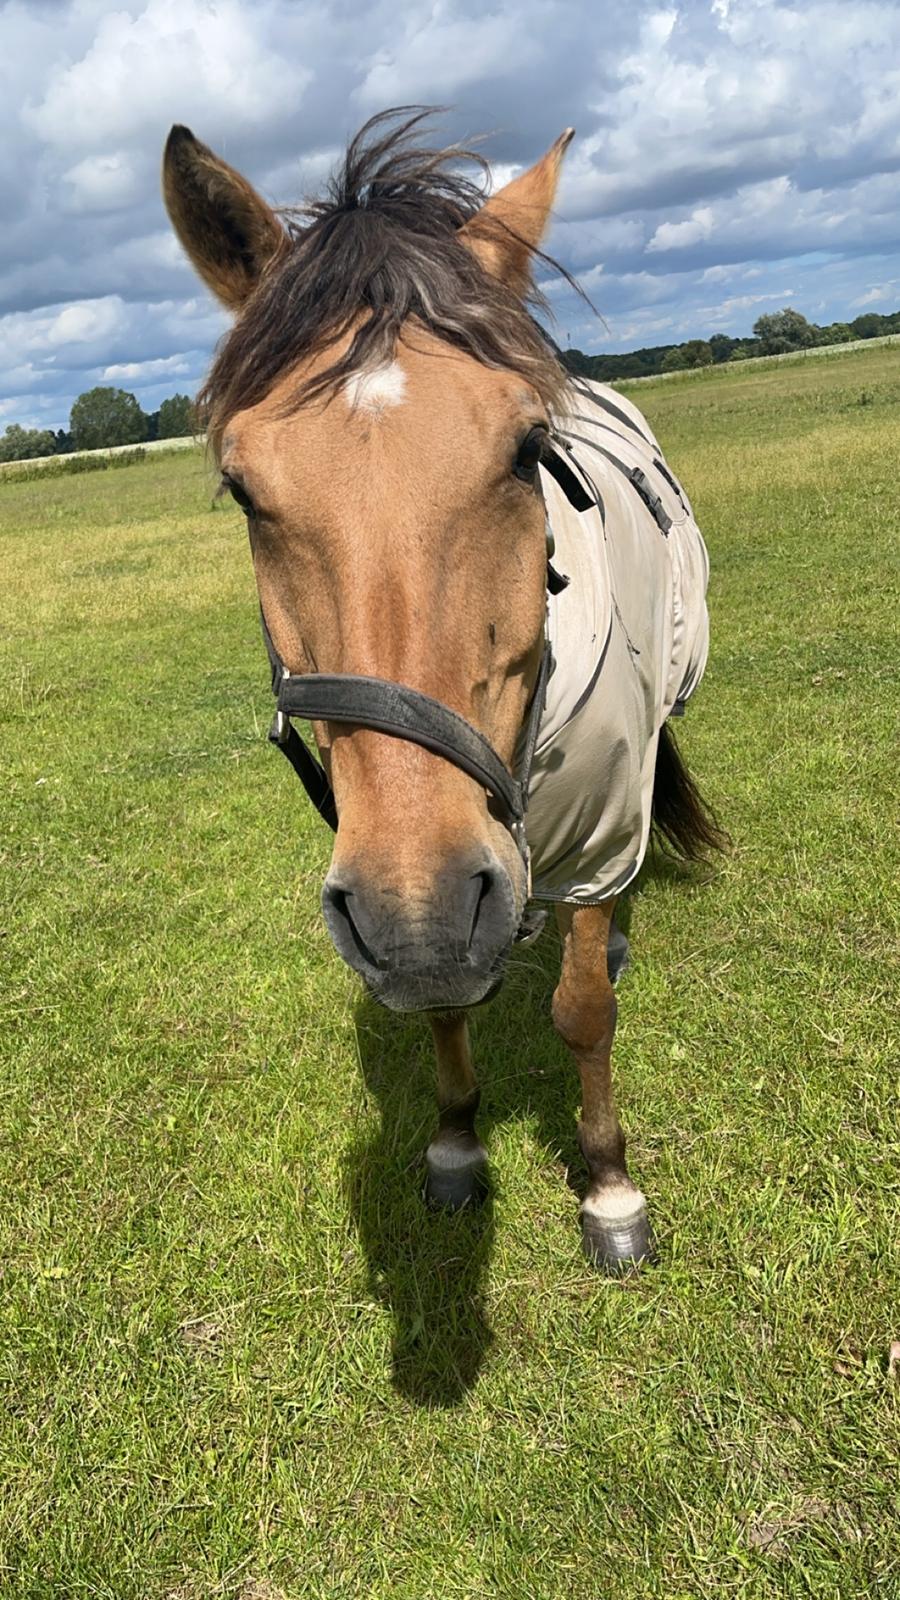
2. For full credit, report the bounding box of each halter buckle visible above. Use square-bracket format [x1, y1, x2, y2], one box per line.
[269, 709, 290, 746]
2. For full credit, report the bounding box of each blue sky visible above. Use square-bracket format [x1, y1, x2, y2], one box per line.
[2, 0, 900, 431]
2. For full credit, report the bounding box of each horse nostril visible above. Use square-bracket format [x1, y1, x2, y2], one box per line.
[466, 870, 494, 950]
[322, 883, 383, 973]
[465, 862, 513, 960]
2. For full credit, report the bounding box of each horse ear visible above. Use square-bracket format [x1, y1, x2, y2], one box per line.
[162, 125, 286, 311]
[462, 128, 574, 295]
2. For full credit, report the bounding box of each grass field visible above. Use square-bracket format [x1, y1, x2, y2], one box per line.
[1, 341, 898, 1598]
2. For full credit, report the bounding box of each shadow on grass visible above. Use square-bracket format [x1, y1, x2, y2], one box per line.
[345, 993, 502, 1409]
[344, 853, 704, 1407]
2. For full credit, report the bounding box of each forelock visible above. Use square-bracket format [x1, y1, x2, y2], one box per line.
[198, 107, 572, 451]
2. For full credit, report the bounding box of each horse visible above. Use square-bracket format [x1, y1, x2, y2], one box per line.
[162, 108, 724, 1275]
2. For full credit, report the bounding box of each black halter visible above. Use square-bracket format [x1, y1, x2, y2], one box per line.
[261, 611, 551, 862]
[259, 439, 599, 869]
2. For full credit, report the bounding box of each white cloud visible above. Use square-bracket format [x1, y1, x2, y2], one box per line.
[44, 300, 127, 349]
[356, 12, 539, 107]
[648, 206, 715, 252]
[0, 290, 225, 428]
[26, 0, 309, 151]
[637, 169, 900, 274]
[853, 281, 897, 306]
[102, 355, 191, 381]
[1, 297, 127, 364]
[699, 289, 796, 324]
[63, 153, 140, 213]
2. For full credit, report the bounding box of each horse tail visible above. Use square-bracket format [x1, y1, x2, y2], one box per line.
[651, 721, 728, 861]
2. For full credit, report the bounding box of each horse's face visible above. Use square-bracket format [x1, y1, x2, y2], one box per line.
[223, 340, 548, 1008]
[163, 112, 572, 1010]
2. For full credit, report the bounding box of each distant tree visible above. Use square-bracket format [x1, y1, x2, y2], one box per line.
[819, 322, 854, 345]
[0, 423, 57, 462]
[709, 333, 735, 364]
[680, 339, 713, 368]
[145, 410, 160, 443]
[608, 350, 663, 377]
[849, 312, 886, 340]
[69, 386, 147, 451]
[558, 301, 900, 382]
[562, 342, 684, 382]
[563, 348, 593, 378]
[660, 341, 712, 371]
[157, 393, 194, 438]
[54, 428, 73, 454]
[752, 307, 816, 354]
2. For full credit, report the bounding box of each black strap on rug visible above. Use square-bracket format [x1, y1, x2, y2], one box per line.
[539, 440, 598, 515]
[557, 429, 673, 536]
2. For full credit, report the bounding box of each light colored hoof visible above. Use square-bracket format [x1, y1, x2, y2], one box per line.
[424, 1136, 488, 1211]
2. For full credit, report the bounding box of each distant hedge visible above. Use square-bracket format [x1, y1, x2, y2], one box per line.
[0, 444, 201, 485]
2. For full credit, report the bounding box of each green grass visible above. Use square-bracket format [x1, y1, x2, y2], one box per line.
[1, 343, 898, 1599]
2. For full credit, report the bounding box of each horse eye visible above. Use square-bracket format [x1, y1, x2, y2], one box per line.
[513, 427, 547, 483]
[222, 474, 254, 515]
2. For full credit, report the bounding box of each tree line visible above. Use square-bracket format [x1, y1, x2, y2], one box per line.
[3, 302, 897, 461]
[0, 387, 194, 463]
[564, 305, 900, 383]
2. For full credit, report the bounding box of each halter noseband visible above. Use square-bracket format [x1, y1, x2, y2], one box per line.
[261, 612, 551, 866]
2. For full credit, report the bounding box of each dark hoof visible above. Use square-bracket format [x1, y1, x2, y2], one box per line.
[581, 1204, 656, 1275]
[607, 922, 631, 984]
[424, 1138, 488, 1211]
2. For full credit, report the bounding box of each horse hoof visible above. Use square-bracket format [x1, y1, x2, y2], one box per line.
[424, 1138, 488, 1211]
[581, 1203, 656, 1275]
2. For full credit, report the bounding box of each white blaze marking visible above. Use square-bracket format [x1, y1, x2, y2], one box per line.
[344, 360, 407, 416]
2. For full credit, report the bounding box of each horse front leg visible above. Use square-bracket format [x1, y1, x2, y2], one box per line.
[424, 1013, 488, 1209]
[553, 900, 655, 1273]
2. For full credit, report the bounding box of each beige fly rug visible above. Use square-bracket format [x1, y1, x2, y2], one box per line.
[527, 380, 710, 905]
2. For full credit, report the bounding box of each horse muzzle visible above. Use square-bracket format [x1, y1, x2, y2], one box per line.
[322, 848, 519, 1011]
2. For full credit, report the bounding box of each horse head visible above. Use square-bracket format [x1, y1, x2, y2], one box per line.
[163, 110, 573, 1012]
